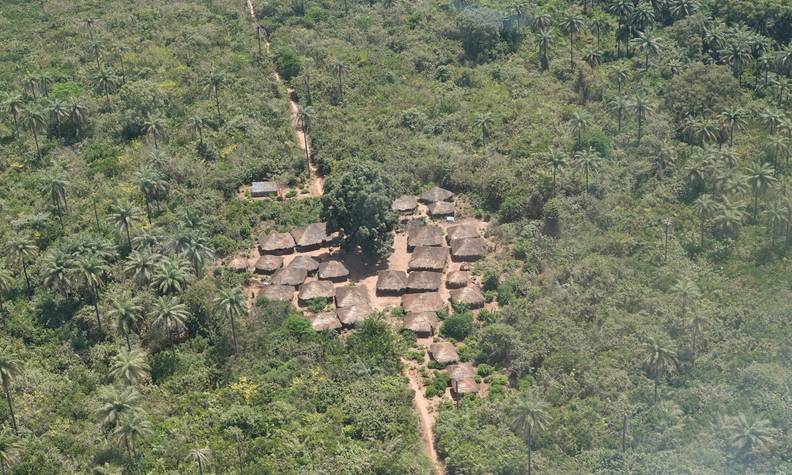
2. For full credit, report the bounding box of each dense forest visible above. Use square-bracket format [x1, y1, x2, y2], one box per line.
[1, 0, 792, 473]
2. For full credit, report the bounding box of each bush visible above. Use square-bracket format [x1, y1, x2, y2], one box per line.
[274, 46, 301, 81]
[440, 312, 474, 341]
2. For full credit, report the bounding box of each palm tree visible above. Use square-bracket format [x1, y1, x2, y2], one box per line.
[186, 115, 206, 146]
[558, 10, 585, 69]
[171, 234, 213, 276]
[298, 106, 314, 165]
[69, 99, 88, 136]
[215, 287, 246, 355]
[718, 107, 747, 147]
[694, 194, 718, 246]
[109, 349, 150, 386]
[135, 167, 159, 223]
[531, 10, 552, 33]
[610, 63, 631, 94]
[607, 0, 634, 56]
[544, 148, 568, 194]
[687, 313, 709, 365]
[671, 278, 700, 317]
[714, 197, 747, 238]
[583, 47, 602, 69]
[574, 147, 602, 194]
[186, 447, 210, 475]
[761, 201, 786, 247]
[41, 247, 74, 298]
[92, 69, 117, 109]
[48, 98, 69, 138]
[151, 256, 190, 295]
[87, 41, 103, 69]
[97, 385, 141, 433]
[630, 30, 661, 71]
[721, 39, 751, 85]
[630, 1, 654, 32]
[535, 29, 554, 71]
[473, 112, 494, 145]
[40, 167, 69, 215]
[331, 59, 346, 102]
[608, 95, 628, 133]
[508, 391, 550, 475]
[124, 250, 160, 286]
[20, 105, 47, 159]
[570, 110, 589, 145]
[151, 296, 189, 355]
[643, 336, 679, 403]
[3, 94, 24, 137]
[631, 93, 655, 145]
[74, 254, 110, 331]
[203, 71, 225, 123]
[764, 135, 789, 167]
[5, 234, 38, 296]
[745, 162, 776, 221]
[108, 200, 143, 249]
[0, 266, 12, 313]
[670, 0, 698, 18]
[113, 412, 152, 475]
[724, 413, 776, 459]
[759, 108, 785, 135]
[108, 296, 143, 350]
[142, 113, 166, 150]
[0, 353, 22, 435]
[590, 16, 611, 48]
[0, 431, 20, 475]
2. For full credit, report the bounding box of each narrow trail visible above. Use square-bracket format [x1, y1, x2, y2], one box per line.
[403, 358, 445, 475]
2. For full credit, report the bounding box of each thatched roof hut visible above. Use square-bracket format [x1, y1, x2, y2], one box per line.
[402, 311, 440, 337]
[402, 292, 445, 313]
[407, 271, 442, 293]
[452, 377, 478, 396]
[392, 195, 418, 214]
[259, 232, 296, 255]
[290, 223, 327, 250]
[251, 181, 278, 197]
[447, 363, 476, 381]
[335, 286, 370, 308]
[446, 270, 469, 289]
[446, 224, 479, 243]
[407, 225, 444, 250]
[298, 280, 336, 304]
[259, 284, 294, 302]
[271, 267, 307, 287]
[376, 270, 408, 295]
[450, 286, 486, 309]
[409, 246, 448, 271]
[337, 304, 374, 327]
[318, 260, 349, 282]
[427, 201, 454, 218]
[450, 238, 487, 261]
[255, 255, 283, 274]
[429, 342, 459, 365]
[309, 312, 342, 331]
[419, 186, 455, 204]
[228, 256, 249, 272]
[288, 255, 320, 274]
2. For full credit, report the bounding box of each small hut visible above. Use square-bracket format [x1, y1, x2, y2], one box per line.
[391, 195, 418, 214]
[407, 225, 444, 250]
[419, 186, 455, 204]
[258, 232, 295, 255]
[450, 286, 486, 309]
[447, 363, 476, 381]
[376, 270, 408, 296]
[255, 255, 283, 274]
[402, 292, 445, 313]
[446, 270, 469, 289]
[259, 284, 294, 302]
[335, 286, 370, 308]
[228, 256, 249, 272]
[309, 312, 342, 331]
[288, 255, 320, 275]
[251, 181, 278, 198]
[271, 267, 307, 288]
[450, 238, 487, 261]
[318, 261, 349, 282]
[409, 246, 448, 271]
[429, 342, 459, 365]
[337, 304, 374, 327]
[451, 377, 479, 397]
[298, 280, 336, 304]
[446, 224, 479, 243]
[291, 223, 328, 251]
[427, 201, 454, 218]
[407, 271, 442, 293]
[402, 312, 440, 337]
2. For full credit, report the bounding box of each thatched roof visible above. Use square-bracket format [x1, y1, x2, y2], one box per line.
[298, 280, 336, 302]
[309, 312, 342, 331]
[392, 195, 418, 213]
[403, 311, 440, 336]
[259, 284, 294, 302]
[409, 246, 448, 271]
[335, 286, 370, 308]
[288, 255, 320, 274]
[407, 225, 444, 250]
[419, 186, 455, 204]
[446, 224, 480, 243]
[251, 181, 278, 197]
[450, 238, 487, 260]
[429, 342, 459, 365]
[318, 260, 349, 281]
[407, 271, 442, 292]
[255, 255, 283, 274]
[402, 292, 445, 313]
[337, 304, 374, 327]
[376, 270, 408, 294]
[228, 256, 249, 272]
[446, 270, 469, 289]
[259, 232, 295, 254]
[291, 223, 327, 249]
[271, 267, 307, 287]
[452, 377, 479, 395]
[427, 201, 454, 218]
[447, 363, 476, 381]
[450, 286, 486, 308]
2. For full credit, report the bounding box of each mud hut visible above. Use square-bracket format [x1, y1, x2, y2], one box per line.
[446, 224, 479, 243]
[337, 304, 374, 327]
[258, 232, 295, 255]
[451, 377, 479, 396]
[288, 255, 320, 275]
[402, 311, 440, 337]
[251, 181, 278, 198]
[407, 271, 442, 293]
[450, 238, 487, 261]
[409, 246, 448, 271]
[407, 225, 444, 250]
[228, 256, 249, 272]
[318, 260, 349, 282]
[335, 286, 370, 308]
[376, 270, 408, 296]
[255, 255, 283, 274]
[290, 223, 328, 251]
[402, 292, 445, 313]
[450, 286, 486, 309]
[298, 280, 336, 304]
[259, 284, 294, 302]
[446, 270, 469, 289]
[447, 363, 476, 381]
[427, 201, 454, 218]
[391, 195, 418, 214]
[309, 312, 342, 331]
[419, 186, 455, 204]
[271, 267, 307, 288]
[429, 342, 459, 365]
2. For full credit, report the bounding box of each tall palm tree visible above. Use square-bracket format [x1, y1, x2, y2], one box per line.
[186, 447, 210, 475]
[630, 30, 661, 71]
[298, 106, 314, 165]
[0, 431, 20, 475]
[608, 95, 629, 133]
[142, 113, 166, 150]
[574, 147, 602, 194]
[41, 247, 74, 298]
[331, 59, 346, 102]
[40, 167, 69, 215]
[171, 235, 213, 276]
[109, 349, 150, 386]
[135, 167, 159, 223]
[97, 385, 141, 433]
[3, 94, 24, 137]
[724, 413, 776, 459]
[508, 391, 550, 475]
[718, 107, 747, 147]
[610, 63, 631, 94]
[113, 412, 152, 475]
[570, 110, 589, 145]
[583, 47, 602, 69]
[535, 29, 554, 71]
[0, 353, 22, 435]
[670, 0, 698, 18]
[558, 10, 585, 69]
[473, 112, 494, 145]
[764, 135, 789, 167]
[48, 98, 69, 137]
[671, 278, 700, 317]
[531, 10, 552, 33]
[108, 200, 143, 249]
[20, 105, 47, 159]
[0, 266, 12, 313]
[73, 254, 109, 331]
[5, 234, 38, 297]
[745, 162, 776, 221]
[721, 39, 751, 85]
[186, 115, 206, 146]
[151, 296, 189, 355]
[631, 93, 655, 145]
[590, 16, 611, 48]
[124, 250, 160, 286]
[693, 194, 718, 246]
[203, 71, 225, 123]
[151, 256, 190, 295]
[544, 148, 568, 194]
[215, 287, 246, 355]
[607, 0, 634, 56]
[630, 1, 654, 32]
[69, 99, 88, 136]
[687, 313, 709, 365]
[92, 69, 117, 109]
[87, 41, 103, 69]
[713, 197, 747, 238]
[762, 201, 787, 247]
[759, 108, 785, 135]
[643, 336, 679, 403]
[108, 296, 143, 350]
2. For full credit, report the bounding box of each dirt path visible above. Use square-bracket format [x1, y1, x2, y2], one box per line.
[402, 358, 445, 475]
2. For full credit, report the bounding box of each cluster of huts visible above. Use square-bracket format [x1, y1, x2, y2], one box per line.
[392, 186, 457, 219]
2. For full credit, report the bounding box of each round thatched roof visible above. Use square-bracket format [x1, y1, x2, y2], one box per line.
[447, 363, 476, 381]
[258, 232, 296, 254]
[402, 292, 445, 313]
[403, 311, 440, 335]
[337, 304, 374, 327]
[450, 238, 487, 260]
[291, 223, 328, 248]
[407, 271, 442, 292]
[271, 267, 308, 287]
[452, 377, 479, 395]
[427, 201, 454, 217]
[408, 246, 448, 271]
[288, 255, 320, 273]
[446, 224, 480, 243]
[318, 260, 349, 281]
[259, 284, 294, 302]
[376, 270, 408, 294]
[429, 342, 459, 365]
[450, 286, 486, 308]
[335, 286, 370, 308]
[419, 186, 455, 204]
[392, 195, 418, 213]
[446, 270, 469, 289]
[309, 312, 342, 331]
[298, 280, 336, 302]
[407, 225, 444, 249]
[255, 255, 283, 274]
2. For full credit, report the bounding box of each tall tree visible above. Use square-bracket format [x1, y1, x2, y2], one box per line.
[124, 250, 160, 286]
[92, 69, 117, 109]
[671, 278, 700, 317]
[109, 349, 150, 386]
[41, 247, 74, 298]
[331, 59, 346, 101]
[0, 352, 22, 435]
[608, 95, 629, 132]
[20, 105, 47, 159]
[630, 30, 661, 71]
[535, 29, 554, 71]
[573, 147, 602, 194]
[214, 287, 246, 355]
[724, 413, 776, 459]
[509, 391, 550, 475]
[5, 234, 38, 297]
[558, 10, 585, 69]
[186, 448, 210, 475]
[0, 266, 12, 313]
[113, 412, 152, 475]
[544, 148, 568, 194]
[39, 167, 69, 215]
[186, 115, 206, 146]
[694, 194, 719, 246]
[643, 336, 679, 403]
[3, 94, 24, 137]
[151, 296, 189, 355]
[745, 162, 776, 221]
[142, 114, 166, 150]
[108, 201, 143, 249]
[631, 93, 655, 145]
[718, 107, 747, 147]
[473, 112, 494, 145]
[109, 295, 143, 350]
[74, 254, 110, 331]
[97, 385, 141, 433]
[203, 71, 225, 123]
[151, 256, 190, 295]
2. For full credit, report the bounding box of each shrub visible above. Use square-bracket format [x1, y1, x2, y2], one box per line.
[274, 46, 301, 81]
[440, 312, 474, 341]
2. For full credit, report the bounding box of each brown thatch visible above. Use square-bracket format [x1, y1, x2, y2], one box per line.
[450, 238, 487, 261]
[337, 304, 374, 327]
[402, 312, 440, 337]
[452, 377, 478, 396]
[446, 271, 469, 289]
[392, 195, 418, 213]
[258, 232, 295, 255]
[376, 270, 408, 295]
[402, 292, 445, 313]
[259, 284, 294, 302]
[407, 271, 442, 293]
[271, 267, 307, 287]
[291, 223, 328, 250]
[450, 286, 486, 308]
[309, 312, 342, 331]
[407, 226, 444, 250]
[335, 286, 370, 308]
[409, 246, 448, 271]
[255, 255, 283, 274]
[447, 363, 476, 381]
[318, 260, 349, 282]
[427, 201, 454, 218]
[228, 256, 249, 272]
[446, 224, 480, 243]
[298, 280, 336, 303]
[288, 255, 320, 274]
[419, 186, 455, 204]
[429, 342, 459, 365]
[251, 181, 278, 197]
